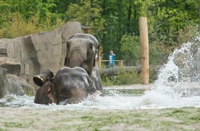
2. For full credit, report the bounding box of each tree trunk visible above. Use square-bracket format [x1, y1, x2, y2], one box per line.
[134, 4, 137, 35]
[117, 0, 122, 59]
[127, 0, 132, 33]
[102, 0, 106, 53]
[102, 32, 106, 53]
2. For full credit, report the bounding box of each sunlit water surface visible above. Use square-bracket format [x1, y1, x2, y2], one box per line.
[1, 38, 200, 110]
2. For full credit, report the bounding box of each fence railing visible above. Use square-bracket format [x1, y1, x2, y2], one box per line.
[98, 59, 124, 69]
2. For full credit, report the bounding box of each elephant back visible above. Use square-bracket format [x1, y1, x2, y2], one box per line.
[68, 33, 99, 46]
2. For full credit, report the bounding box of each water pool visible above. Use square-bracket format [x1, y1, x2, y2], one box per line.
[1, 38, 200, 110]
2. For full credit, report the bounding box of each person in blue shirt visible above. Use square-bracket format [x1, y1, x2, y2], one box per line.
[109, 50, 115, 68]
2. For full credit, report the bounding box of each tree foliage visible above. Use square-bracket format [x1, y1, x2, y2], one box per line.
[0, 0, 64, 38]
[120, 33, 140, 65]
[0, 0, 200, 66]
[0, 0, 56, 18]
[66, 0, 106, 35]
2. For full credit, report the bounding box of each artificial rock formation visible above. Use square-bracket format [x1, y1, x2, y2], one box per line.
[0, 66, 24, 98]
[0, 22, 82, 96]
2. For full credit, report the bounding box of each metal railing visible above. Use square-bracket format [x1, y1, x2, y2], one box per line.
[98, 59, 124, 69]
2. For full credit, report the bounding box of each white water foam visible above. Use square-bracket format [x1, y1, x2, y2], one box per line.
[1, 89, 200, 110]
[1, 38, 200, 110]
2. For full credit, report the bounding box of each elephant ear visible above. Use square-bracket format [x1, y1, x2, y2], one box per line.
[47, 78, 58, 104]
[87, 77, 102, 98]
[64, 55, 68, 66]
[93, 44, 100, 66]
[64, 42, 69, 66]
[97, 44, 100, 62]
[87, 77, 97, 94]
[64, 35, 75, 66]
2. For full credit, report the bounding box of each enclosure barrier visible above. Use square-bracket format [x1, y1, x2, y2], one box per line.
[99, 65, 160, 75]
[98, 59, 124, 69]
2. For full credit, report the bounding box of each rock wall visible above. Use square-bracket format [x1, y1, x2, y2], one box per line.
[0, 22, 82, 91]
[0, 66, 24, 97]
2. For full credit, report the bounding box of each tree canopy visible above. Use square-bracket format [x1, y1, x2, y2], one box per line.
[0, 0, 200, 65]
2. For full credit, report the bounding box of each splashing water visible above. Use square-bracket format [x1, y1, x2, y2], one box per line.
[1, 38, 200, 110]
[143, 37, 200, 108]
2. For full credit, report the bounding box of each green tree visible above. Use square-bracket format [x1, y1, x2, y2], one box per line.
[51, 0, 75, 20]
[120, 33, 140, 65]
[0, 0, 65, 38]
[0, 0, 56, 19]
[131, 0, 199, 64]
[66, 0, 106, 35]
[186, 0, 200, 33]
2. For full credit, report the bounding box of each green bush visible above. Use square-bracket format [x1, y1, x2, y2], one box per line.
[115, 68, 141, 85]
[101, 66, 159, 86]
[101, 68, 141, 86]
[101, 74, 114, 86]
[0, 12, 64, 39]
[149, 66, 158, 83]
[120, 33, 141, 66]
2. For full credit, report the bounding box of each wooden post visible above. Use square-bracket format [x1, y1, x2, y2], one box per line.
[86, 28, 90, 34]
[139, 17, 149, 84]
[99, 57, 102, 69]
[84, 26, 92, 34]
[120, 60, 123, 67]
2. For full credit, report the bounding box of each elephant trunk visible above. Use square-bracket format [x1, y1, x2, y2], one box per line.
[68, 48, 87, 68]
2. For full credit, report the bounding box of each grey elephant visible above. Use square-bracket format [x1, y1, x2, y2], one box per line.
[34, 67, 101, 105]
[64, 33, 103, 93]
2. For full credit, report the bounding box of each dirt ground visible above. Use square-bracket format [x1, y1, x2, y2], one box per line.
[0, 107, 200, 131]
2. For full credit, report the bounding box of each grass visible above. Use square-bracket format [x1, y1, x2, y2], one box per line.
[0, 128, 7, 131]
[0, 107, 200, 131]
[23, 88, 34, 96]
[4, 120, 34, 128]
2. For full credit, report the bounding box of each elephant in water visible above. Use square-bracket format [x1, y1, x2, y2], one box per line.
[64, 33, 103, 94]
[34, 67, 101, 105]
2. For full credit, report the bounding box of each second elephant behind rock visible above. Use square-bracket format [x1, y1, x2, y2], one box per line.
[64, 33, 103, 93]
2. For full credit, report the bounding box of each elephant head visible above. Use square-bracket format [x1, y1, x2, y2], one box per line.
[46, 67, 101, 105]
[64, 33, 100, 75]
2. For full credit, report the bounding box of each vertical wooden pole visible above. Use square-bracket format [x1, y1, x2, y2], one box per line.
[86, 28, 90, 34]
[139, 17, 149, 84]
[99, 57, 101, 69]
[83, 26, 92, 34]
